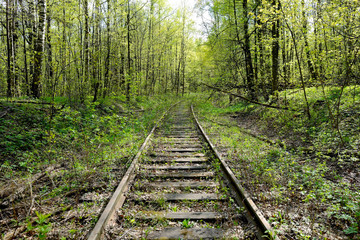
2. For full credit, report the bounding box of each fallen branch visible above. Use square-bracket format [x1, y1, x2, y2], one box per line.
[201, 115, 285, 148]
[0, 173, 44, 201]
[3, 225, 27, 240]
[202, 82, 297, 111]
[202, 115, 360, 160]
[0, 111, 7, 118]
[26, 181, 34, 217]
[0, 110, 8, 118]
[0, 166, 58, 203]
[8, 100, 53, 105]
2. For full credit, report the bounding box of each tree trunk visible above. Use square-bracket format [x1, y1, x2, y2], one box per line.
[103, 0, 111, 99]
[31, 0, 46, 98]
[255, 0, 266, 100]
[181, 6, 186, 96]
[283, 8, 311, 120]
[302, 0, 317, 82]
[271, 0, 280, 98]
[82, 0, 89, 102]
[28, 0, 35, 97]
[126, 0, 131, 102]
[282, 23, 288, 94]
[21, 0, 29, 96]
[5, 0, 14, 98]
[242, 0, 256, 100]
[176, 42, 181, 96]
[46, 4, 53, 98]
[92, 0, 101, 102]
[62, 7, 67, 99]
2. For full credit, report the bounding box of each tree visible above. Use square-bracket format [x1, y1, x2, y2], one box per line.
[31, 0, 46, 98]
[271, 0, 280, 97]
[242, 0, 256, 100]
[5, 0, 15, 98]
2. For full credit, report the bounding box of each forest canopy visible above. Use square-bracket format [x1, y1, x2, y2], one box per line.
[1, 0, 193, 101]
[1, 0, 359, 107]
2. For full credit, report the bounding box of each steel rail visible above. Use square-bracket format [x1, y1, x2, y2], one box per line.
[191, 105, 278, 240]
[88, 102, 179, 240]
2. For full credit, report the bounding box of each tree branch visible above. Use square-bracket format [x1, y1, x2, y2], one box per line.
[201, 82, 297, 111]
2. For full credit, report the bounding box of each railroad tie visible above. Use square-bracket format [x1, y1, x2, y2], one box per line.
[89, 103, 271, 240]
[114, 105, 232, 239]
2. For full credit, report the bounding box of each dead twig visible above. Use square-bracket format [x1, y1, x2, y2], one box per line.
[26, 181, 34, 217]
[0, 109, 9, 118]
[8, 100, 53, 105]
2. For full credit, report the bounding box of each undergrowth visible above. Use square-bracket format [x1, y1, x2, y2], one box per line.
[191, 86, 360, 239]
[0, 95, 176, 239]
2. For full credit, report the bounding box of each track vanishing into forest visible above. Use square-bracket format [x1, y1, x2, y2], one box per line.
[88, 103, 275, 240]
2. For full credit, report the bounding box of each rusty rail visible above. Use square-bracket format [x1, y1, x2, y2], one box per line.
[191, 105, 278, 240]
[88, 103, 178, 240]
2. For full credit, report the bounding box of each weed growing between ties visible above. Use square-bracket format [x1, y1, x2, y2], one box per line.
[192, 88, 360, 239]
[0, 95, 175, 239]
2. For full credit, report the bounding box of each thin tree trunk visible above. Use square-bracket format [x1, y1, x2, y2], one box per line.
[31, 0, 46, 98]
[21, 1, 29, 96]
[302, 0, 316, 81]
[62, 7, 67, 99]
[271, 0, 280, 97]
[46, 3, 53, 98]
[233, 0, 244, 90]
[255, 0, 266, 99]
[282, 22, 288, 103]
[181, 5, 186, 96]
[126, 0, 131, 102]
[5, 0, 14, 98]
[282, 5, 311, 119]
[176, 42, 181, 96]
[103, 0, 111, 99]
[12, 0, 19, 96]
[28, 0, 35, 97]
[92, 0, 101, 102]
[242, 0, 256, 100]
[82, 0, 89, 102]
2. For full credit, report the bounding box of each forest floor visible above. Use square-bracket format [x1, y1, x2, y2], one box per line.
[193, 86, 360, 239]
[1, 89, 359, 239]
[0, 96, 175, 239]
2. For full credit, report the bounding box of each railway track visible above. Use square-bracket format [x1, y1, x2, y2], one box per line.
[89, 103, 275, 239]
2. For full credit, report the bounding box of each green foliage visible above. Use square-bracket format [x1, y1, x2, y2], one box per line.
[51, 102, 128, 147]
[0, 95, 175, 238]
[181, 219, 194, 229]
[156, 197, 166, 208]
[194, 93, 360, 238]
[27, 211, 52, 240]
[0, 103, 47, 160]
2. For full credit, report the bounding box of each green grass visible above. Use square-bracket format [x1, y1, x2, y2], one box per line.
[191, 86, 360, 239]
[0, 94, 178, 238]
[246, 85, 360, 150]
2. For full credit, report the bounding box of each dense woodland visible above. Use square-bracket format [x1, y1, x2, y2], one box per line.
[1, 0, 359, 102]
[1, 0, 359, 106]
[0, 0, 359, 239]
[1, 0, 192, 101]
